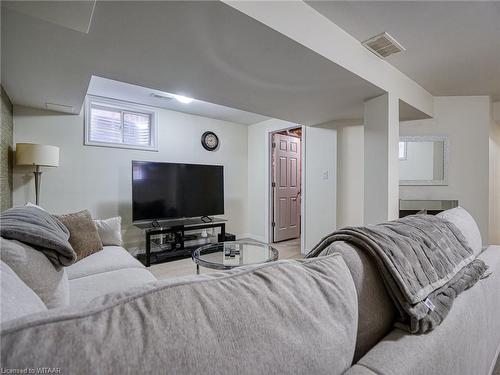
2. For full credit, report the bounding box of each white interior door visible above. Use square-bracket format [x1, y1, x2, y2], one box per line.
[272, 133, 301, 242]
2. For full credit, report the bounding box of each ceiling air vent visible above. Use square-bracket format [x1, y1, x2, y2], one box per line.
[362, 32, 406, 59]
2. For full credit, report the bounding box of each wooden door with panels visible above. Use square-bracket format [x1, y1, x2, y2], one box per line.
[272, 133, 301, 242]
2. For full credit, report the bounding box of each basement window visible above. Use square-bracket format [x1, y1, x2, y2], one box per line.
[84, 96, 158, 151]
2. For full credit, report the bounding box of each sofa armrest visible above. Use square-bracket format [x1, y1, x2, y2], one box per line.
[350, 245, 500, 375]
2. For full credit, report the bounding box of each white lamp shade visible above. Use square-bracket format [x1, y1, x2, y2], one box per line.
[16, 143, 59, 167]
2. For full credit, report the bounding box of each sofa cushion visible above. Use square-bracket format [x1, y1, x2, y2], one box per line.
[68, 268, 156, 305]
[1, 254, 358, 375]
[94, 217, 122, 246]
[1, 261, 47, 323]
[319, 241, 396, 362]
[348, 245, 500, 375]
[66, 246, 145, 280]
[437, 206, 482, 256]
[55, 210, 103, 261]
[0, 238, 69, 308]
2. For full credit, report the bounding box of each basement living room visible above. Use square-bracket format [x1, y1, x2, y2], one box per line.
[1, 1, 499, 374]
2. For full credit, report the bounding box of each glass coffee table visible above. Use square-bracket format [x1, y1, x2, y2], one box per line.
[192, 241, 279, 274]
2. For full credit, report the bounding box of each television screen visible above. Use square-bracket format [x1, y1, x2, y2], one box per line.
[132, 161, 224, 222]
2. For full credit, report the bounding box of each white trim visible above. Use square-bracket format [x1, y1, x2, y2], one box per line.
[399, 135, 449, 186]
[300, 125, 306, 255]
[86, 0, 97, 34]
[84, 95, 158, 152]
[268, 131, 273, 244]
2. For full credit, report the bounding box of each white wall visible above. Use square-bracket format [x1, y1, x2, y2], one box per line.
[246, 118, 299, 242]
[332, 96, 496, 244]
[303, 124, 337, 252]
[364, 93, 400, 224]
[400, 96, 491, 243]
[246, 118, 337, 253]
[14, 104, 339, 254]
[326, 121, 364, 228]
[13, 105, 249, 249]
[494, 102, 500, 122]
[489, 100, 500, 244]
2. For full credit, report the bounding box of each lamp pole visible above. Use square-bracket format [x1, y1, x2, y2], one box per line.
[33, 165, 42, 205]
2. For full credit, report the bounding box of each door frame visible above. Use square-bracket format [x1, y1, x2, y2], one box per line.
[267, 125, 306, 253]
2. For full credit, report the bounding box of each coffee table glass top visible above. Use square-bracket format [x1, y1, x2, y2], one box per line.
[192, 241, 279, 271]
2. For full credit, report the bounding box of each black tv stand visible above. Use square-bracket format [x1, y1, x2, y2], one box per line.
[135, 218, 226, 267]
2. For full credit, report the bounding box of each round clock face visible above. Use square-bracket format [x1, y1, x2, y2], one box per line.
[201, 131, 219, 151]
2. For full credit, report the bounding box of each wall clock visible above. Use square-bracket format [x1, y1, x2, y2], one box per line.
[201, 131, 219, 151]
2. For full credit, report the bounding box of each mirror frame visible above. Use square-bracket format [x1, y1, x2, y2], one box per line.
[399, 135, 449, 186]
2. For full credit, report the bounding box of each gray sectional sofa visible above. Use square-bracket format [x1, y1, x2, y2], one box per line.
[1, 208, 499, 375]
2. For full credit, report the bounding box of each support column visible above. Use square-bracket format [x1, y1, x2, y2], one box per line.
[364, 93, 399, 224]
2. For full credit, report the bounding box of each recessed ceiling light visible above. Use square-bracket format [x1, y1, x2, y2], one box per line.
[173, 94, 194, 104]
[150, 92, 194, 104]
[150, 93, 174, 100]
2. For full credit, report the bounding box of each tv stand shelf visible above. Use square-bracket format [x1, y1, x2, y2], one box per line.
[135, 218, 226, 267]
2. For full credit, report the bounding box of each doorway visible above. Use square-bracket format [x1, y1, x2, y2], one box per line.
[270, 127, 302, 244]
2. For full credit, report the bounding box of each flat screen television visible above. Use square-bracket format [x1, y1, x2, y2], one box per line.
[132, 161, 224, 222]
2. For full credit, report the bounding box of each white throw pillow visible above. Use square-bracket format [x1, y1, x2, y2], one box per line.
[94, 217, 123, 246]
[0, 238, 70, 308]
[437, 206, 483, 256]
[1, 261, 47, 323]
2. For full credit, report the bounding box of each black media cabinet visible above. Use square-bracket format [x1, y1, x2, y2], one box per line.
[135, 218, 226, 267]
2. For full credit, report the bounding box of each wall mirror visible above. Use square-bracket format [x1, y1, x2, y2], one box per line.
[399, 136, 448, 186]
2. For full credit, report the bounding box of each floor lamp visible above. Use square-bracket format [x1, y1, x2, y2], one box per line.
[16, 143, 59, 205]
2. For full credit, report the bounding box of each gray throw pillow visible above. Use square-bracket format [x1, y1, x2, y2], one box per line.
[1, 261, 47, 323]
[55, 210, 103, 261]
[0, 238, 70, 308]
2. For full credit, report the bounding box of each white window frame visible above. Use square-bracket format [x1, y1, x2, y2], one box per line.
[84, 95, 158, 151]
